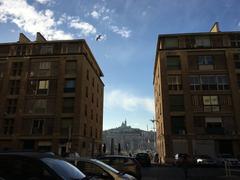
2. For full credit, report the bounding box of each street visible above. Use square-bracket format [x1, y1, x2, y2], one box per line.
[141, 165, 240, 180]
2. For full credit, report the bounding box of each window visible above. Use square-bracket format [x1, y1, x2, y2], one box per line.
[86, 70, 89, 80]
[169, 95, 185, 111]
[3, 119, 14, 135]
[189, 76, 200, 90]
[85, 87, 88, 97]
[91, 109, 93, 120]
[65, 61, 77, 75]
[203, 96, 220, 112]
[7, 99, 17, 114]
[205, 117, 224, 134]
[9, 80, 20, 95]
[84, 104, 87, 116]
[97, 84, 99, 93]
[82, 141, 86, 148]
[31, 119, 44, 135]
[195, 37, 210, 47]
[37, 80, 49, 95]
[92, 78, 95, 87]
[171, 116, 186, 135]
[39, 62, 51, 70]
[168, 75, 182, 90]
[62, 98, 74, 113]
[91, 93, 94, 103]
[11, 62, 23, 76]
[164, 38, 179, 48]
[61, 118, 72, 136]
[33, 99, 47, 113]
[193, 116, 204, 128]
[201, 75, 217, 90]
[198, 56, 214, 70]
[40, 45, 53, 54]
[96, 113, 98, 123]
[230, 35, 240, 47]
[28, 80, 56, 95]
[84, 124, 87, 136]
[77, 162, 113, 179]
[64, 79, 76, 93]
[191, 75, 229, 91]
[67, 43, 79, 53]
[90, 127, 93, 137]
[233, 54, 240, 69]
[237, 74, 240, 88]
[166, 56, 181, 70]
[217, 75, 229, 90]
[95, 129, 98, 138]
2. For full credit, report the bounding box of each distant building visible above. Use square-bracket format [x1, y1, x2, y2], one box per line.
[103, 121, 155, 154]
[154, 23, 240, 163]
[0, 33, 104, 157]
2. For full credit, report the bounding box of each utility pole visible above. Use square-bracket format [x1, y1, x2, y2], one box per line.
[150, 118, 157, 151]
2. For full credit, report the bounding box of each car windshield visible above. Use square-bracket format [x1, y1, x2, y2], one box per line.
[91, 159, 119, 174]
[42, 158, 86, 180]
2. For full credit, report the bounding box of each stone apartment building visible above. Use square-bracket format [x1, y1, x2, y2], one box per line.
[0, 33, 104, 157]
[153, 23, 240, 163]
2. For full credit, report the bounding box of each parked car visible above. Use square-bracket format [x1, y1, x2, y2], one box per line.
[135, 153, 151, 167]
[0, 152, 86, 180]
[216, 154, 240, 167]
[98, 155, 142, 180]
[174, 153, 192, 166]
[66, 157, 136, 180]
[193, 155, 217, 166]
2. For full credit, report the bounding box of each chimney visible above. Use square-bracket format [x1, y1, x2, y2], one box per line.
[36, 32, 47, 42]
[210, 22, 220, 33]
[19, 33, 31, 43]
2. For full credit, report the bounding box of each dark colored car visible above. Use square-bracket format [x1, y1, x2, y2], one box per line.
[135, 153, 151, 167]
[66, 157, 136, 180]
[98, 155, 142, 180]
[0, 152, 86, 180]
[174, 153, 192, 166]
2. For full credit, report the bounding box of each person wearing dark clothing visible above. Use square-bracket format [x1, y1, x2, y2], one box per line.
[181, 155, 190, 179]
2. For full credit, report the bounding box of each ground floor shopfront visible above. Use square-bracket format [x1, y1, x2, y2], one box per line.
[157, 135, 240, 163]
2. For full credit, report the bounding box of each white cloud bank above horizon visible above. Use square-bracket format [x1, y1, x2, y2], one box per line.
[0, 0, 97, 40]
[105, 89, 154, 114]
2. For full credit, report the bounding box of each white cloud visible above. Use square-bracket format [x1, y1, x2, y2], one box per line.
[0, 0, 72, 40]
[91, 10, 100, 19]
[102, 16, 109, 21]
[35, 0, 53, 5]
[110, 26, 131, 38]
[105, 90, 154, 113]
[69, 18, 96, 36]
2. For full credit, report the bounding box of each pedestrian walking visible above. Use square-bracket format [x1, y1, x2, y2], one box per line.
[181, 155, 190, 180]
[154, 153, 159, 164]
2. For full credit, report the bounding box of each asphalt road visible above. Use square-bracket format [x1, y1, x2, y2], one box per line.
[141, 165, 240, 180]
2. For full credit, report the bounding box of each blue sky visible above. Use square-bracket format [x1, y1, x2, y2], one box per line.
[0, 0, 240, 130]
